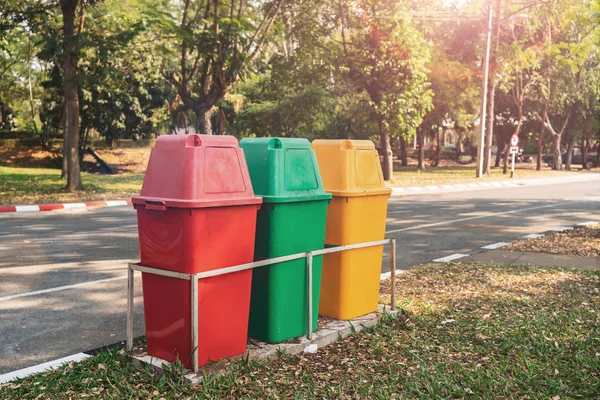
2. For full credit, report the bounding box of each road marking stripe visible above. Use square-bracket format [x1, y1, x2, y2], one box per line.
[491, 182, 502, 186]
[433, 254, 468, 262]
[519, 233, 545, 239]
[426, 186, 439, 190]
[0, 276, 128, 302]
[455, 184, 467, 188]
[385, 202, 567, 234]
[409, 186, 424, 191]
[441, 185, 454, 189]
[481, 242, 510, 250]
[0, 353, 90, 384]
[15, 205, 40, 212]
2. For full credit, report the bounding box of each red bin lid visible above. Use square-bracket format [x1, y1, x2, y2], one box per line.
[132, 134, 262, 209]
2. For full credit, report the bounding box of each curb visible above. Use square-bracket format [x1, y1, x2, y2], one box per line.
[0, 200, 132, 214]
[1, 219, 596, 384]
[388, 173, 600, 197]
[428, 220, 599, 265]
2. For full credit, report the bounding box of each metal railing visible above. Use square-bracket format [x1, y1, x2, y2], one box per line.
[127, 238, 398, 373]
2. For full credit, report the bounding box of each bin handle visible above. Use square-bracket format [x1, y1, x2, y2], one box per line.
[145, 200, 167, 211]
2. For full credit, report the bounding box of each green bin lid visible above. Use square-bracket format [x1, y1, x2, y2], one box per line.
[240, 138, 332, 203]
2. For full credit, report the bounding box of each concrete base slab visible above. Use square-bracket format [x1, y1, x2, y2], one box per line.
[128, 304, 400, 384]
[461, 249, 600, 270]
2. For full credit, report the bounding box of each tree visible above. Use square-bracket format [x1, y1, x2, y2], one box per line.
[59, 0, 83, 190]
[337, 0, 432, 180]
[497, 13, 542, 173]
[153, 0, 285, 134]
[533, 0, 598, 170]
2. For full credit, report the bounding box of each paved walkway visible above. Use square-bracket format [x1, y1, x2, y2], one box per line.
[463, 249, 600, 270]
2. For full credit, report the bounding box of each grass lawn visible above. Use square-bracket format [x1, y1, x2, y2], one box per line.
[2, 263, 598, 399]
[388, 166, 581, 187]
[0, 166, 144, 205]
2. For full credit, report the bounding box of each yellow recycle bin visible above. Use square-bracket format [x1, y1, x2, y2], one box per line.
[312, 140, 392, 320]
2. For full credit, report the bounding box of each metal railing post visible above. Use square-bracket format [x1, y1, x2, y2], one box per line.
[129, 238, 396, 370]
[126, 264, 134, 351]
[390, 239, 397, 311]
[191, 275, 199, 373]
[306, 252, 313, 340]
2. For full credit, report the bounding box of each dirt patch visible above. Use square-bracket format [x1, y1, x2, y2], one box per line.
[0, 146, 62, 169]
[86, 148, 151, 174]
[0, 145, 151, 174]
[508, 225, 600, 258]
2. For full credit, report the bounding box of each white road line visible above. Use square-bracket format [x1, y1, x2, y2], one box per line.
[385, 202, 567, 234]
[409, 187, 424, 192]
[426, 186, 440, 190]
[15, 205, 39, 212]
[432, 254, 468, 263]
[481, 242, 510, 250]
[0, 276, 128, 302]
[519, 233, 545, 239]
[551, 226, 573, 232]
[441, 185, 454, 189]
[0, 353, 90, 384]
[455, 184, 467, 188]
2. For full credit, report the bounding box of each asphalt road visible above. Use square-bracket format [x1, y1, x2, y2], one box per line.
[1, 176, 599, 374]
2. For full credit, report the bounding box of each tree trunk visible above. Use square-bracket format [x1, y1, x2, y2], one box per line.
[565, 139, 573, 170]
[494, 133, 503, 168]
[552, 134, 563, 170]
[61, 0, 83, 191]
[61, 107, 67, 178]
[502, 145, 509, 174]
[483, 0, 502, 175]
[417, 128, 425, 170]
[195, 108, 213, 135]
[581, 135, 587, 169]
[536, 122, 544, 171]
[27, 32, 39, 138]
[433, 130, 441, 167]
[399, 136, 408, 167]
[379, 118, 393, 180]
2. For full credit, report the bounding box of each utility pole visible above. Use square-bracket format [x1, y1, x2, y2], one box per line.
[477, 0, 493, 178]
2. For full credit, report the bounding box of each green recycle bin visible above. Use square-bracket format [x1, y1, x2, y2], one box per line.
[240, 138, 331, 343]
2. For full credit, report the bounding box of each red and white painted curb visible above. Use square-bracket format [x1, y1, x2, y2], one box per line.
[0, 200, 132, 214]
[389, 173, 600, 197]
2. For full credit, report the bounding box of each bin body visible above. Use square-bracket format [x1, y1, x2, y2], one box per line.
[311, 140, 391, 320]
[133, 134, 261, 368]
[240, 138, 331, 343]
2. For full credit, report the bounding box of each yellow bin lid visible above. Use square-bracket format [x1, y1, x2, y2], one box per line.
[311, 140, 392, 197]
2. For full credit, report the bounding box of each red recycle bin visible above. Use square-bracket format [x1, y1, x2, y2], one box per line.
[132, 134, 262, 369]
